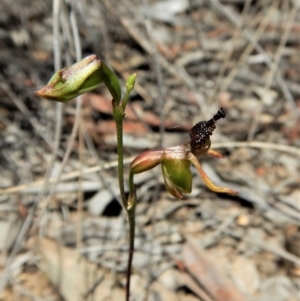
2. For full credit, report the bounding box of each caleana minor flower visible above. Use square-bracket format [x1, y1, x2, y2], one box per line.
[130, 108, 237, 199]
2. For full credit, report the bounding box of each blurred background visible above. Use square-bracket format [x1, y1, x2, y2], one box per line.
[0, 0, 299, 300]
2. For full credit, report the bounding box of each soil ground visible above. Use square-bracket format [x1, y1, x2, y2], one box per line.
[0, 0, 299, 300]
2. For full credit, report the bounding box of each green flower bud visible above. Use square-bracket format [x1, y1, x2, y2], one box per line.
[35, 54, 121, 103]
[126, 73, 137, 92]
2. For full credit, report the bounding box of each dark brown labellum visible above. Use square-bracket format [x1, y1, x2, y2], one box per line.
[189, 108, 226, 150]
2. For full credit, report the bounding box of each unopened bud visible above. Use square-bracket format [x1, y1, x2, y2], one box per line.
[35, 54, 121, 103]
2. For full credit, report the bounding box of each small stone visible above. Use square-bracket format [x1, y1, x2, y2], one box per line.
[236, 214, 250, 227]
[231, 257, 260, 294]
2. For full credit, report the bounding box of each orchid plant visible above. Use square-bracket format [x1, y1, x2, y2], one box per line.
[35, 54, 237, 301]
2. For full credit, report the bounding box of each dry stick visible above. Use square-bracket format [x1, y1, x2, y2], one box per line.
[101, 0, 209, 117]
[0, 0, 64, 292]
[0, 141, 298, 196]
[211, 141, 300, 155]
[33, 3, 84, 234]
[188, 0, 211, 59]
[245, 0, 279, 141]
[140, 0, 167, 297]
[0, 83, 55, 151]
[69, 5, 84, 254]
[208, 0, 300, 117]
[141, 0, 165, 147]
[207, 0, 252, 105]
[76, 119, 84, 251]
[265, 2, 296, 90]
[0, 157, 134, 195]
[248, 1, 297, 141]
[226, 230, 300, 266]
[219, 0, 277, 92]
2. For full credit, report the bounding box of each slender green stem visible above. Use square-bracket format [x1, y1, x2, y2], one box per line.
[125, 196, 136, 301]
[125, 171, 137, 300]
[128, 171, 135, 202]
[113, 104, 127, 208]
[112, 73, 137, 301]
[113, 105, 133, 301]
